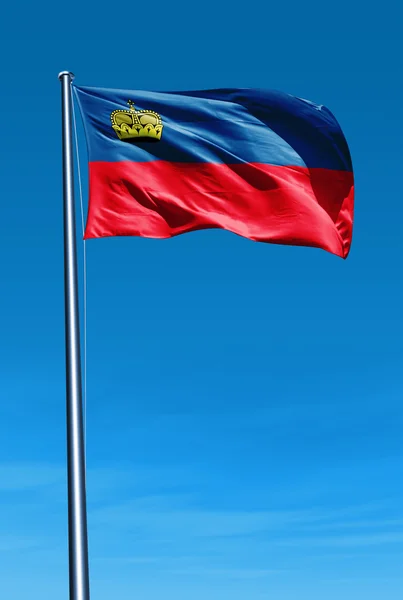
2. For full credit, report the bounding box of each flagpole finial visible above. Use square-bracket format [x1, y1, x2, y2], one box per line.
[58, 71, 75, 81]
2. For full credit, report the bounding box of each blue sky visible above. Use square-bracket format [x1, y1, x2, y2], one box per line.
[1, 1, 402, 599]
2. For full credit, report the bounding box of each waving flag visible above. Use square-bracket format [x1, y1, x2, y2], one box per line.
[74, 85, 354, 258]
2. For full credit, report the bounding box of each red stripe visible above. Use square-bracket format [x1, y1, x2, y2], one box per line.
[85, 161, 354, 258]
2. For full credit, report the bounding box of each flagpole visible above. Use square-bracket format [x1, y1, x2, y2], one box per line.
[59, 71, 90, 600]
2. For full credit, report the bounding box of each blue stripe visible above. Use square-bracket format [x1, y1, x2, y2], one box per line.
[74, 85, 352, 171]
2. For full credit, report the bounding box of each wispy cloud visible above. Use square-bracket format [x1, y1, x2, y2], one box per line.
[277, 532, 403, 548]
[165, 567, 281, 579]
[92, 556, 160, 565]
[297, 518, 403, 533]
[89, 495, 403, 546]
[0, 535, 41, 552]
[90, 502, 325, 538]
[0, 463, 64, 491]
[0, 461, 196, 501]
[2, 460, 403, 581]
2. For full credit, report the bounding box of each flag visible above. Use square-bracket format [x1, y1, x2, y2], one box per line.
[74, 85, 354, 258]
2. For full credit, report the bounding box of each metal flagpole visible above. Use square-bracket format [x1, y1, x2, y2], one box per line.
[58, 71, 90, 600]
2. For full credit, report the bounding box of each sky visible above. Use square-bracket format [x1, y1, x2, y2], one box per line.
[0, 1, 402, 599]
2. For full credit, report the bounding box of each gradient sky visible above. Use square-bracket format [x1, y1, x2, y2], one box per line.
[1, 1, 402, 599]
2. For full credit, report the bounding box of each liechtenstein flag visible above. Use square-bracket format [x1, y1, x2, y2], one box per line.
[74, 85, 354, 258]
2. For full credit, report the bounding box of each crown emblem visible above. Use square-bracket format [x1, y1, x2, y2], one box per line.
[111, 100, 163, 142]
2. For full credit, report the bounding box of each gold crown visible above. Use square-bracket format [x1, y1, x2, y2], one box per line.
[111, 100, 163, 142]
